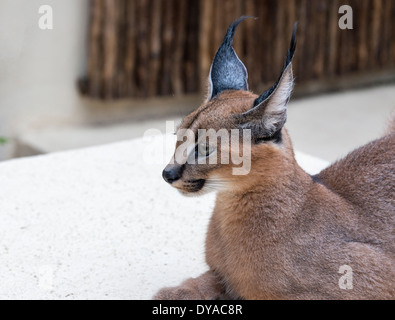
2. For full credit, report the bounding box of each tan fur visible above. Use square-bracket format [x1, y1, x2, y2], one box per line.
[154, 88, 395, 300]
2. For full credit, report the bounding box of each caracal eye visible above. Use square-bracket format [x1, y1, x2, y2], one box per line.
[198, 142, 215, 157]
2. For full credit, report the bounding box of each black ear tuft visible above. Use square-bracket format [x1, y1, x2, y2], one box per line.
[253, 22, 297, 107]
[208, 16, 254, 99]
[285, 22, 297, 66]
[233, 23, 297, 140]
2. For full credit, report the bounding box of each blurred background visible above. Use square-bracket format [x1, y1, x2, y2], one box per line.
[0, 0, 394, 162]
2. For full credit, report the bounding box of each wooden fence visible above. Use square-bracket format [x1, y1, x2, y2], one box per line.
[79, 0, 395, 99]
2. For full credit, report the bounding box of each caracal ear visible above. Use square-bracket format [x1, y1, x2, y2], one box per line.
[208, 16, 253, 100]
[234, 23, 297, 139]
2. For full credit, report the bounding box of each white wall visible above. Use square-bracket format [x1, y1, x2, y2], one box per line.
[0, 0, 89, 159]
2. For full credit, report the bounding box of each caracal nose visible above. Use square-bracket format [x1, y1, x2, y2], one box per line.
[162, 164, 185, 184]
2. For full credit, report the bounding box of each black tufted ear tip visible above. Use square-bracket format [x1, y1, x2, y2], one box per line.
[209, 16, 254, 99]
[223, 16, 257, 47]
[252, 22, 298, 107]
[286, 22, 298, 66]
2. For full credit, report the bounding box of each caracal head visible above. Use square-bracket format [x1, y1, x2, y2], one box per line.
[163, 17, 297, 196]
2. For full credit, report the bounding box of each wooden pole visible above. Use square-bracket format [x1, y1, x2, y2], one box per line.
[148, 0, 162, 97]
[199, 0, 214, 94]
[171, 0, 188, 95]
[88, 0, 104, 98]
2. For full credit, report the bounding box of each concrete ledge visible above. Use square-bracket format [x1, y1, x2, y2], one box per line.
[0, 135, 329, 299]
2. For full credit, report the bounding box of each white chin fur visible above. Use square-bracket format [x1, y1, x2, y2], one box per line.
[180, 179, 230, 197]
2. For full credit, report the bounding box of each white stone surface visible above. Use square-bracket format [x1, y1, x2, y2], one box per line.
[0, 135, 329, 299]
